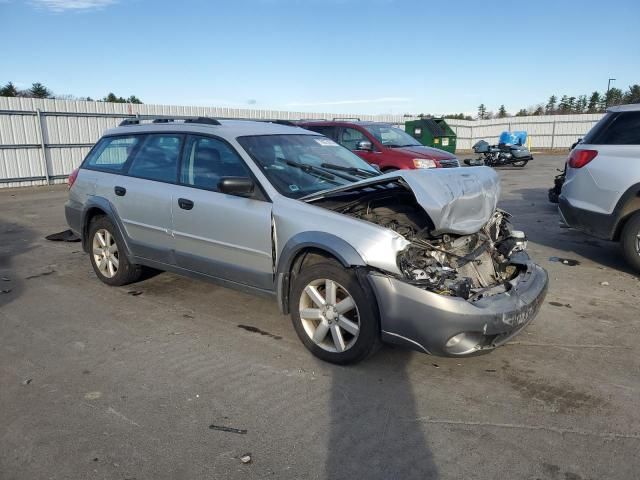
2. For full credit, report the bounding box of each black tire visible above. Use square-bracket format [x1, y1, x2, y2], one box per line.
[88, 216, 142, 286]
[620, 212, 640, 272]
[289, 260, 381, 364]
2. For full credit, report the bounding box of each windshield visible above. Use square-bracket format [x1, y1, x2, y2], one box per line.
[364, 124, 421, 147]
[237, 134, 380, 199]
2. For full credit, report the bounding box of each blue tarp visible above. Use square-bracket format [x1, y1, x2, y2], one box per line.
[499, 131, 527, 146]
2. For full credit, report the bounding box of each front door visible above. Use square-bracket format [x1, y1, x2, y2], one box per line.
[338, 127, 381, 166]
[171, 135, 273, 290]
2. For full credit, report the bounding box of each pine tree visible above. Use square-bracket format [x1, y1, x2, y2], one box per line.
[605, 87, 623, 107]
[0, 81, 19, 97]
[558, 95, 570, 114]
[29, 82, 52, 98]
[127, 95, 143, 104]
[575, 95, 588, 113]
[533, 106, 544, 116]
[587, 92, 601, 112]
[104, 93, 119, 102]
[624, 84, 640, 104]
[477, 104, 487, 119]
[515, 109, 528, 117]
[497, 105, 508, 118]
[545, 95, 557, 114]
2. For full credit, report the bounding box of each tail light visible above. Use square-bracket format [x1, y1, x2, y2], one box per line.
[68, 168, 79, 188]
[568, 149, 598, 169]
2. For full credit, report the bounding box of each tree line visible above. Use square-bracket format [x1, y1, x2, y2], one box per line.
[0, 81, 143, 104]
[477, 84, 640, 119]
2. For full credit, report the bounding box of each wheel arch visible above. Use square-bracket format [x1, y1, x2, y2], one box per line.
[612, 183, 640, 241]
[81, 197, 131, 256]
[275, 232, 367, 314]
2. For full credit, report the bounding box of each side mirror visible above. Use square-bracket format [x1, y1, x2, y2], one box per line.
[355, 140, 373, 151]
[218, 177, 255, 197]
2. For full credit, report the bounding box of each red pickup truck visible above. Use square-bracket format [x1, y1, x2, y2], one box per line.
[298, 120, 459, 171]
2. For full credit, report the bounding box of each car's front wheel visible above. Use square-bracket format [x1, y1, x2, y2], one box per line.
[621, 212, 640, 272]
[290, 260, 380, 364]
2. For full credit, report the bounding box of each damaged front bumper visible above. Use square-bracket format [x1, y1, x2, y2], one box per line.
[368, 252, 548, 356]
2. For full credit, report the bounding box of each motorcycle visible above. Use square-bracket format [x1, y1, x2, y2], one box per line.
[464, 139, 533, 167]
[548, 165, 566, 203]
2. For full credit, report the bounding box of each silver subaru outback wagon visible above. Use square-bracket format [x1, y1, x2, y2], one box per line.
[65, 117, 548, 364]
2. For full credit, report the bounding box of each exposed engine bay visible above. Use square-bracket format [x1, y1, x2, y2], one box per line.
[314, 188, 527, 300]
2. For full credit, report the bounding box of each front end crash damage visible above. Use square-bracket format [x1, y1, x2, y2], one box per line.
[305, 167, 548, 355]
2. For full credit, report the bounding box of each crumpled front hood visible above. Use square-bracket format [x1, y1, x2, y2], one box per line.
[304, 166, 500, 235]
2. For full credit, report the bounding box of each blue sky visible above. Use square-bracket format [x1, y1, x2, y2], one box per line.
[1, 0, 639, 115]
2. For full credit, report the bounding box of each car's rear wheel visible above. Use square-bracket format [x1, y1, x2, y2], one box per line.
[88, 216, 142, 286]
[621, 212, 640, 272]
[290, 260, 380, 364]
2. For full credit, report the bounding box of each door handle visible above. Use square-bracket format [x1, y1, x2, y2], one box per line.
[178, 198, 194, 210]
[114, 186, 126, 196]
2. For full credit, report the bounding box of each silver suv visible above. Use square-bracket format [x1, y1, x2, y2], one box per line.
[559, 105, 640, 271]
[65, 117, 548, 364]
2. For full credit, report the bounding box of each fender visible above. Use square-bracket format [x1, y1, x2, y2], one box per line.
[81, 196, 133, 257]
[613, 182, 640, 240]
[275, 231, 366, 314]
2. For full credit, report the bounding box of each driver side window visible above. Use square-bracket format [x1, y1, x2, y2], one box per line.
[180, 135, 250, 191]
[340, 128, 367, 151]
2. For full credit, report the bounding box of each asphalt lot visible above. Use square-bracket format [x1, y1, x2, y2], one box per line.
[1, 154, 639, 480]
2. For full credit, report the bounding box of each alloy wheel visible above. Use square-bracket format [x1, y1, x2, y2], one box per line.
[298, 278, 360, 353]
[92, 228, 119, 278]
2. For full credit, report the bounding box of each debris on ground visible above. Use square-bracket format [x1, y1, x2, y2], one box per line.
[240, 454, 252, 464]
[1, 288, 12, 294]
[600, 281, 610, 286]
[45, 229, 81, 242]
[127, 291, 143, 296]
[237, 324, 282, 340]
[209, 424, 247, 435]
[1, 276, 10, 282]
[485, 369, 497, 373]
[26, 270, 56, 280]
[22, 378, 32, 385]
[549, 256, 580, 266]
[549, 301, 572, 308]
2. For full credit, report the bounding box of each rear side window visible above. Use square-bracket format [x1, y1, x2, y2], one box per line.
[305, 125, 336, 140]
[583, 112, 640, 145]
[128, 134, 183, 183]
[85, 136, 140, 172]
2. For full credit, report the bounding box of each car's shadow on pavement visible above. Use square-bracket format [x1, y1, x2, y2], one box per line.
[501, 187, 637, 275]
[326, 347, 439, 479]
[0, 219, 38, 308]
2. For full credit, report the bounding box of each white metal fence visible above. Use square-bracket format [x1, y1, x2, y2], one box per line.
[0, 96, 603, 188]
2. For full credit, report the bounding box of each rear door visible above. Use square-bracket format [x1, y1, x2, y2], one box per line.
[171, 135, 273, 290]
[112, 134, 182, 263]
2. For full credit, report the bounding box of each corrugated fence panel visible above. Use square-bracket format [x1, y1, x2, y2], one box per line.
[0, 96, 609, 187]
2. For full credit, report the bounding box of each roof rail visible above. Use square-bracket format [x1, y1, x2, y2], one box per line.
[118, 116, 221, 127]
[332, 117, 361, 121]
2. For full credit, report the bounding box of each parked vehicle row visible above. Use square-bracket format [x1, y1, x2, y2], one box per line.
[298, 119, 460, 171]
[65, 118, 548, 364]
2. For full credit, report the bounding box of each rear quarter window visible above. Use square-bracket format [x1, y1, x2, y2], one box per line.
[84, 136, 141, 172]
[583, 112, 640, 145]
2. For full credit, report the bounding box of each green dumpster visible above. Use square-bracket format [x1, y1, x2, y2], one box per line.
[405, 118, 457, 154]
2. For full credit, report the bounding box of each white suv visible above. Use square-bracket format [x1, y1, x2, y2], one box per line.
[559, 104, 640, 271]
